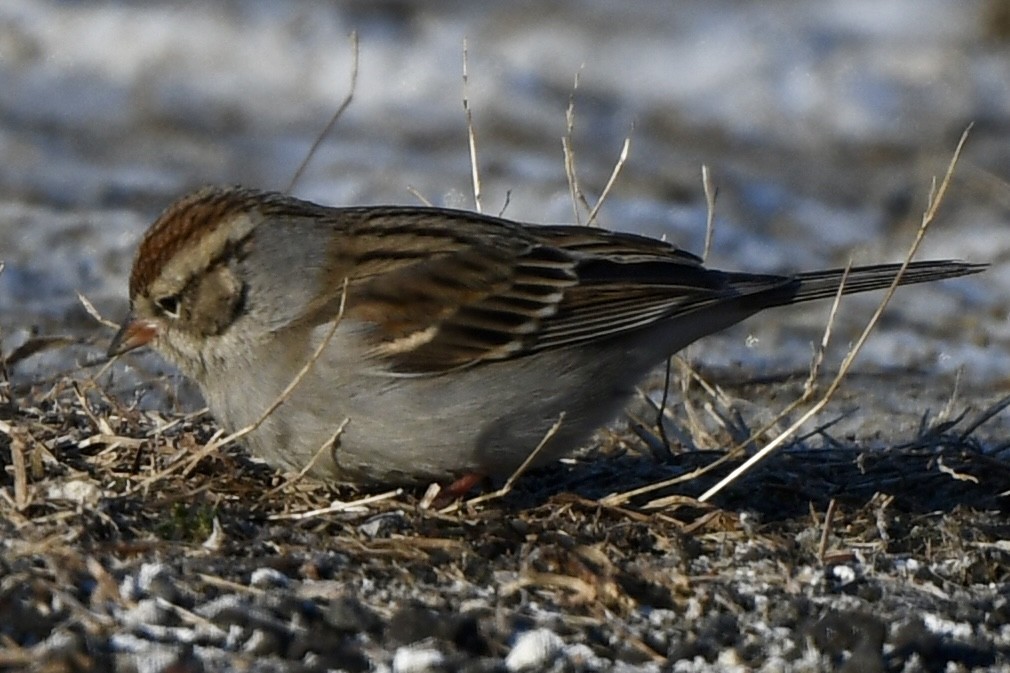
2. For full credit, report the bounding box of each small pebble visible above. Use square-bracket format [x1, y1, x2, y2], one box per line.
[564, 643, 603, 668]
[324, 596, 381, 633]
[250, 567, 290, 589]
[244, 628, 283, 656]
[137, 563, 171, 591]
[505, 629, 562, 672]
[195, 594, 246, 621]
[358, 511, 407, 538]
[831, 564, 856, 585]
[392, 644, 445, 673]
[120, 598, 168, 627]
[45, 479, 101, 505]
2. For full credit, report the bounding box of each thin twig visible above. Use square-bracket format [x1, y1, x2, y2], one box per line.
[498, 189, 512, 217]
[803, 262, 850, 398]
[286, 31, 359, 194]
[407, 186, 434, 207]
[655, 358, 675, 451]
[562, 70, 588, 224]
[701, 165, 718, 263]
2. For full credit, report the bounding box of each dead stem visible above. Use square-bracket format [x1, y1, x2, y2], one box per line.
[561, 71, 632, 228]
[586, 134, 632, 226]
[562, 70, 589, 224]
[698, 124, 973, 503]
[817, 498, 838, 563]
[267, 489, 403, 521]
[462, 38, 483, 213]
[605, 124, 974, 508]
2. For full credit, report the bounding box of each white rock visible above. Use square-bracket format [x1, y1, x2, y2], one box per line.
[45, 479, 101, 505]
[250, 567, 290, 588]
[506, 628, 563, 671]
[392, 644, 445, 673]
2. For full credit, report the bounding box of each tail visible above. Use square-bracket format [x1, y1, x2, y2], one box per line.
[779, 260, 987, 306]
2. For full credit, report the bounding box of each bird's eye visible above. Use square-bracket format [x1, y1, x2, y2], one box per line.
[155, 295, 181, 318]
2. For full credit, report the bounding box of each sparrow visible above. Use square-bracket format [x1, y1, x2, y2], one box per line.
[108, 186, 986, 486]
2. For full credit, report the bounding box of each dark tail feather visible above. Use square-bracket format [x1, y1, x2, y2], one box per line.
[775, 260, 987, 306]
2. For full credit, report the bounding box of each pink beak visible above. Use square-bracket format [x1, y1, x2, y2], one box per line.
[107, 315, 159, 357]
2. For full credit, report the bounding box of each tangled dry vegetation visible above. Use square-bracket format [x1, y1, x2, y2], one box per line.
[1, 358, 1009, 671]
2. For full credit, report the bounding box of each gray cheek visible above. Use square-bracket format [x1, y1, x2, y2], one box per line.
[239, 220, 337, 331]
[241, 271, 320, 332]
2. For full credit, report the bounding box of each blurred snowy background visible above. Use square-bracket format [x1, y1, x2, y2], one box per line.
[0, 0, 1004, 398]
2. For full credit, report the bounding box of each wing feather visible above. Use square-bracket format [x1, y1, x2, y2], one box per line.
[330, 210, 755, 374]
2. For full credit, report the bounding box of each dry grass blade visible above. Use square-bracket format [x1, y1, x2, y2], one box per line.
[10, 431, 29, 510]
[601, 452, 726, 508]
[147, 406, 210, 437]
[184, 280, 349, 470]
[605, 125, 974, 508]
[936, 456, 980, 483]
[586, 133, 632, 226]
[267, 489, 403, 521]
[701, 165, 717, 263]
[562, 141, 580, 226]
[462, 38, 483, 213]
[698, 123, 974, 503]
[650, 167, 718, 452]
[803, 262, 850, 398]
[497, 189, 512, 217]
[77, 292, 120, 330]
[285, 31, 359, 194]
[604, 361, 736, 507]
[652, 358, 678, 452]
